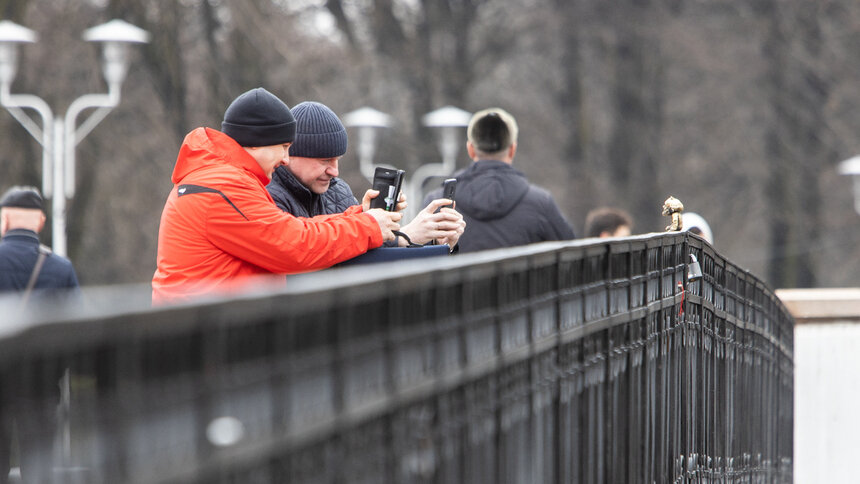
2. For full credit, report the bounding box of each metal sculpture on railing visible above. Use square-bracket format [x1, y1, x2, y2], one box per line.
[662, 195, 685, 231]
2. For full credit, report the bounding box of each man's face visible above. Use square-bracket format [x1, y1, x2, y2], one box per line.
[248, 143, 291, 180]
[287, 156, 340, 194]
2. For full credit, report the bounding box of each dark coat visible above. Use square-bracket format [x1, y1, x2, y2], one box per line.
[267, 166, 358, 217]
[267, 167, 409, 247]
[0, 229, 79, 294]
[424, 160, 575, 253]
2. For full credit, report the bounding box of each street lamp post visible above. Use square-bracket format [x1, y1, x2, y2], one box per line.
[402, 105, 471, 220]
[343, 106, 393, 183]
[0, 19, 149, 257]
[838, 156, 860, 216]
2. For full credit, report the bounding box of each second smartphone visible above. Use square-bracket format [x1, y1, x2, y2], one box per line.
[370, 167, 406, 211]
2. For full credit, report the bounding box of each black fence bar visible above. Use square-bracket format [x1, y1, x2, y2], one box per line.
[0, 232, 793, 483]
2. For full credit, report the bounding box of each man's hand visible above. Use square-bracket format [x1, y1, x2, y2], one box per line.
[394, 191, 407, 213]
[361, 189, 407, 212]
[361, 189, 379, 212]
[364, 208, 402, 242]
[398, 199, 466, 247]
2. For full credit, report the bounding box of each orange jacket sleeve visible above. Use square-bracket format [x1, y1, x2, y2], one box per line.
[204, 178, 383, 273]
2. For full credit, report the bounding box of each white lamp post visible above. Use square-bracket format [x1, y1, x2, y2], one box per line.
[838, 155, 860, 216]
[0, 19, 149, 256]
[343, 106, 393, 183]
[402, 105, 471, 220]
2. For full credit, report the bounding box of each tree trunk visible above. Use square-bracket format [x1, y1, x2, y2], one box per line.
[762, 1, 830, 288]
[607, 0, 665, 230]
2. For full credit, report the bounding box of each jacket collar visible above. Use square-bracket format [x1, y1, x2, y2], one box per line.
[1, 228, 40, 243]
[274, 166, 318, 209]
[172, 127, 269, 186]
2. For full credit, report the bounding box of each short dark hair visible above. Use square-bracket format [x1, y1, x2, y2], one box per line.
[467, 108, 518, 154]
[584, 207, 633, 238]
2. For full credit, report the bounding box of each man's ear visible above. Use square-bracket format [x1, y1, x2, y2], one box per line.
[508, 142, 517, 159]
[466, 141, 476, 160]
[38, 213, 46, 233]
[0, 211, 7, 236]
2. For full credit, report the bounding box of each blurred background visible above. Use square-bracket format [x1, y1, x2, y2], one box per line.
[1, 0, 859, 289]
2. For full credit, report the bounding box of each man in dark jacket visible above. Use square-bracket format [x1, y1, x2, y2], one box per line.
[0, 186, 79, 295]
[424, 107, 574, 252]
[0, 185, 79, 484]
[268, 101, 465, 248]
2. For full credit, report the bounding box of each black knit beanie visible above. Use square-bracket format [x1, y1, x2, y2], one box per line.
[289, 101, 348, 158]
[222, 87, 296, 147]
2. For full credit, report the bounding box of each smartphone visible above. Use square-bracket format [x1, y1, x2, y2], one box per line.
[437, 178, 457, 212]
[370, 167, 405, 211]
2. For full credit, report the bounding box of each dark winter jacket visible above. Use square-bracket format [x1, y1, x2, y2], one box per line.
[267, 166, 358, 217]
[0, 229, 80, 295]
[424, 160, 574, 252]
[267, 168, 408, 248]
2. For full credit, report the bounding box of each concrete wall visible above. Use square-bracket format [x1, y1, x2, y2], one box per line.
[776, 288, 860, 484]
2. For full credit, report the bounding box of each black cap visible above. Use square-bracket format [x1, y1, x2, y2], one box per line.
[0, 186, 43, 210]
[222, 87, 297, 147]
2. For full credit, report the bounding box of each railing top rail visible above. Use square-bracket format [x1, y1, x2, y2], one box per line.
[0, 231, 788, 361]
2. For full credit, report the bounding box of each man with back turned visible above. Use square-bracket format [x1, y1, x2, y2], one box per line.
[424, 107, 574, 252]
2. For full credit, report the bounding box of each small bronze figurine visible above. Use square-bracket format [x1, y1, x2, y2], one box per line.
[662, 196, 684, 231]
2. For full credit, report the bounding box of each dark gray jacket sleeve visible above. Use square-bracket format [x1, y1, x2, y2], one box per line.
[541, 195, 576, 240]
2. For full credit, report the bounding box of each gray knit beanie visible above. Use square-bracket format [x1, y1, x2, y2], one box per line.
[222, 87, 296, 147]
[289, 101, 348, 158]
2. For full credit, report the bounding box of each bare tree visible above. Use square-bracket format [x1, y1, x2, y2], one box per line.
[761, 0, 835, 288]
[2, 0, 859, 288]
[605, 0, 667, 230]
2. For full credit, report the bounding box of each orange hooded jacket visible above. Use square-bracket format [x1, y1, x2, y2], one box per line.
[151, 128, 382, 304]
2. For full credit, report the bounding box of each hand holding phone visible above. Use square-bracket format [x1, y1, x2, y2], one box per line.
[370, 167, 405, 211]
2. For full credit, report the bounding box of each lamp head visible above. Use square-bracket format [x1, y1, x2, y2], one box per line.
[422, 106, 472, 161]
[83, 19, 149, 86]
[838, 156, 860, 216]
[343, 107, 392, 163]
[343, 106, 392, 129]
[422, 105, 472, 128]
[0, 21, 37, 86]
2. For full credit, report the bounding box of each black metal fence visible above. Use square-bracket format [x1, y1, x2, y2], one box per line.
[0, 232, 793, 483]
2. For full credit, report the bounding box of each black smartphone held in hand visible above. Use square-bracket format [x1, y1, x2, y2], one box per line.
[370, 167, 405, 211]
[437, 178, 457, 212]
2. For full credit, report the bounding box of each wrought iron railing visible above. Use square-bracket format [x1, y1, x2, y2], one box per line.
[0, 232, 793, 483]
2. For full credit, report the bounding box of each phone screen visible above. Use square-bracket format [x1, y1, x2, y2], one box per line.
[370, 167, 405, 211]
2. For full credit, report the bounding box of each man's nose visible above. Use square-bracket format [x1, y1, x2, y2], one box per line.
[327, 161, 339, 177]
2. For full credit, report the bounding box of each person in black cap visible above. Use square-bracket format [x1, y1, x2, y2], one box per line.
[0, 185, 79, 295]
[266, 101, 465, 247]
[152, 88, 402, 304]
[0, 185, 79, 484]
[424, 107, 575, 252]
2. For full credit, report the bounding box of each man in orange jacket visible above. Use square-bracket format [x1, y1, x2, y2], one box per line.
[152, 87, 401, 304]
